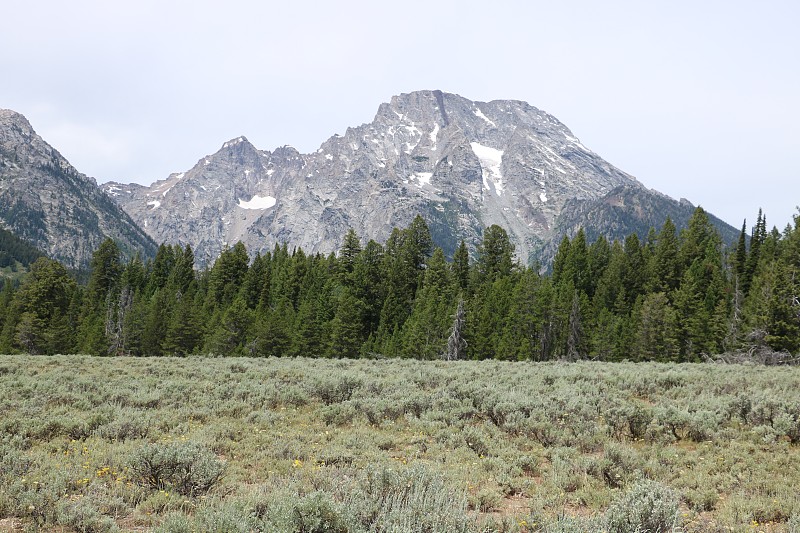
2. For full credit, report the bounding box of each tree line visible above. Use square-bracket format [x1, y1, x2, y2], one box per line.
[0, 207, 798, 360]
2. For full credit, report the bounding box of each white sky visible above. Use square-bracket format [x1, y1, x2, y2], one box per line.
[2, 0, 798, 231]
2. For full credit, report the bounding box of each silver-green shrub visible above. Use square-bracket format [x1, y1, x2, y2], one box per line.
[605, 479, 680, 533]
[128, 441, 224, 496]
[788, 512, 800, 533]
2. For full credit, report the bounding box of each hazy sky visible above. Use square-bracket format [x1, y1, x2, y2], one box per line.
[2, 0, 798, 230]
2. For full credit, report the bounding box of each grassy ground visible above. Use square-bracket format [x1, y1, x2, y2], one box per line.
[1, 355, 799, 532]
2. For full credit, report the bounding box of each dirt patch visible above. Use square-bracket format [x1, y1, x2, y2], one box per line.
[0, 518, 22, 532]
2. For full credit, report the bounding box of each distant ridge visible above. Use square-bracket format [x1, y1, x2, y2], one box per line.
[0, 109, 157, 269]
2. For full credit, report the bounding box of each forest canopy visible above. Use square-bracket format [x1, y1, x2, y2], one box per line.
[0, 207, 798, 361]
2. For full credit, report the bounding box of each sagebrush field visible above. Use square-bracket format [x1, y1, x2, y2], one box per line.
[1, 355, 799, 532]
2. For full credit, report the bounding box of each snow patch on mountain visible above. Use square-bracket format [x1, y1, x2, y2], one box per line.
[410, 172, 433, 187]
[238, 195, 276, 210]
[474, 108, 496, 127]
[429, 123, 439, 151]
[470, 142, 504, 195]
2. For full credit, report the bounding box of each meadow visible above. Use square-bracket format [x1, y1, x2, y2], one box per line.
[1, 355, 799, 532]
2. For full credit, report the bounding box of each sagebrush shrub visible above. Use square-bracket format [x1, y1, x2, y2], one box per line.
[605, 479, 680, 533]
[55, 498, 118, 533]
[291, 492, 349, 533]
[129, 441, 224, 496]
[788, 512, 800, 533]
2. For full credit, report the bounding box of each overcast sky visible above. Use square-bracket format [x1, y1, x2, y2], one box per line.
[2, 0, 798, 231]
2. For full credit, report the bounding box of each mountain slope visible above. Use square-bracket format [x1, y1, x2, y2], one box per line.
[104, 91, 737, 265]
[0, 110, 157, 269]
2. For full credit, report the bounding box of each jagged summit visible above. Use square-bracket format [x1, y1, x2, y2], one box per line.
[102, 90, 734, 267]
[0, 110, 157, 268]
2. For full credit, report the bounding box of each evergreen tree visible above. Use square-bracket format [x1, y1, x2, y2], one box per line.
[587, 235, 611, 299]
[466, 276, 514, 360]
[351, 240, 386, 336]
[744, 209, 767, 293]
[650, 217, 680, 294]
[475, 224, 514, 284]
[148, 244, 177, 294]
[633, 292, 679, 361]
[208, 242, 249, 308]
[205, 294, 253, 356]
[734, 220, 748, 283]
[7, 257, 76, 354]
[565, 291, 589, 361]
[452, 240, 470, 293]
[86, 238, 122, 304]
[339, 228, 362, 282]
[253, 296, 296, 357]
[497, 270, 548, 361]
[401, 248, 454, 359]
[141, 290, 169, 357]
[327, 288, 366, 358]
[163, 290, 202, 356]
[765, 262, 800, 353]
[171, 245, 196, 295]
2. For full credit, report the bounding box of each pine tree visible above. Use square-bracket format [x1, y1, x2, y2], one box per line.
[401, 248, 454, 359]
[765, 262, 800, 353]
[633, 292, 679, 361]
[171, 245, 196, 295]
[148, 244, 177, 294]
[475, 224, 514, 284]
[565, 291, 587, 361]
[551, 235, 571, 284]
[498, 270, 549, 361]
[588, 235, 611, 299]
[651, 217, 680, 294]
[351, 240, 385, 336]
[744, 209, 767, 293]
[339, 228, 362, 282]
[208, 242, 249, 308]
[163, 290, 202, 356]
[466, 276, 514, 360]
[327, 288, 366, 358]
[734, 220, 748, 283]
[9, 257, 77, 354]
[205, 294, 254, 356]
[452, 240, 470, 293]
[141, 290, 169, 357]
[253, 296, 295, 357]
[86, 238, 122, 304]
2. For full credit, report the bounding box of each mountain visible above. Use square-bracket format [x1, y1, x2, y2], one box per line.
[102, 90, 737, 265]
[0, 109, 157, 269]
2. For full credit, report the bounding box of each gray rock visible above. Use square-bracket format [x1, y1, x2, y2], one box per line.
[0, 109, 156, 269]
[102, 91, 734, 267]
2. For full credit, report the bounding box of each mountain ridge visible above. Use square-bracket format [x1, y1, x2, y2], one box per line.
[105, 90, 689, 266]
[0, 109, 158, 269]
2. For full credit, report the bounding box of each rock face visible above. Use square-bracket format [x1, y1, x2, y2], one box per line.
[103, 90, 735, 266]
[0, 109, 157, 270]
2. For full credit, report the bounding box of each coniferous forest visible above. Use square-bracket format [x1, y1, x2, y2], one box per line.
[1, 207, 798, 361]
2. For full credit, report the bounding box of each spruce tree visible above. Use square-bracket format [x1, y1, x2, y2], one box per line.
[452, 240, 470, 293]
[327, 288, 366, 358]
[339, 228, 362, 282]
[401, 248, 454, 359]
[651, 217, 680, 294]
[476, 224, 514, 284]
[633, 292, 679, 361]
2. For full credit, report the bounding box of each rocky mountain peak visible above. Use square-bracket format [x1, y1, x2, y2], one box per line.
[102, 90, 735, 267]
[0, 111, 156, 268]
[0, 109, 33, 132]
